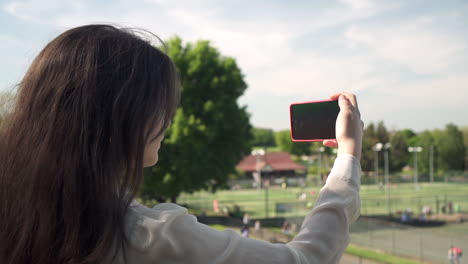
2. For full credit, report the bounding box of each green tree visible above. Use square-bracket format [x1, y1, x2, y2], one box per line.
[462, 126, 468, 172]
[274, 130, 292, 152]
[389, 131, 409, 172]
[376, 121, 390, 143]
[251, 127, 276, 148]
[274, 130, 311, 155]
[462, 127, 468, 152]
[361, 123, 377, 172]
[140, 37, 252, 202]
[399, 129, 417, 142]
[361, 122, 390, 172]
[360, 121, 393, 184]
[414, 131, 435, 180]
[431, 129, 444, 175]
[434, 124, 465, 172]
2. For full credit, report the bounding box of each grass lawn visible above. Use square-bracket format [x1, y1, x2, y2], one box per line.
[178, 182, 468, 218]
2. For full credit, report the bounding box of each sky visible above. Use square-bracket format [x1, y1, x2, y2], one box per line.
[1, 0, 467, 132]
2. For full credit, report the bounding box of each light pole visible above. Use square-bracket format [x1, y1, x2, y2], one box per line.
[318, 147, 325, 184]
[252, 148, 269, 218]
[264, 179, 269, 218]
[251, 149, 265, 189]
[408, 147, 423, 189]
[374, 143, 383, 184]
[429, 145, 434, 183]
[383, 143, 391, 215]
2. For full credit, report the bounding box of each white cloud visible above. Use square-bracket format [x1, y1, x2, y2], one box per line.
[4, 1, 34, 22]
[3, 0, 77, 24]
[249, 52, 376, 97]
[385, 73, 468, 107]
[2, 0, 468, 130]
[339, 0, 377, 10]
[345, 19, 468, 75]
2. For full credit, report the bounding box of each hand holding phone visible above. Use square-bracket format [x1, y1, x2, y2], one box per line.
[323, 92, 363, 159]
[289, 92, 363, 159]
[290, 99, 340, 142]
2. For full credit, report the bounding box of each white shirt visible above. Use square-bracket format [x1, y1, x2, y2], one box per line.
[115, 154, 361, 264]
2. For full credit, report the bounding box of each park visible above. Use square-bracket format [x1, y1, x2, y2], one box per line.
[1, 33, 467, 264]
[1, 2, 468, 263]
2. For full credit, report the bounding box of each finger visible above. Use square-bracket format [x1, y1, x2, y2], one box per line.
[341, 92, 358, 109]
[323, 139, 338, 148]
[329, 92, 343, 100]
[338, 94, 352, 111]
[330, 92, 358, 109]
[330, 92, 359, 110]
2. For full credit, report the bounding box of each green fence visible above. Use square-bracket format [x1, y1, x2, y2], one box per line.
[175, 183, 468, 263]
[350, 217, 468, 263]
[177, 183, 468, 219]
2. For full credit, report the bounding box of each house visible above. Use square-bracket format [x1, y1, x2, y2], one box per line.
[236, 151, 307, 186]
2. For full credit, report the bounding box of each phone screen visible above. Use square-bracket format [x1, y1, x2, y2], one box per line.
[290, 100, 340, 141]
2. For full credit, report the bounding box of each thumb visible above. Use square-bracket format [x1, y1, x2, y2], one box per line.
[323, 139, 338, 148]
[338, 94, 351, 110]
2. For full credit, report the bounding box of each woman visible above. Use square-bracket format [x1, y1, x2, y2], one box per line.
[0, 24, 363, 264]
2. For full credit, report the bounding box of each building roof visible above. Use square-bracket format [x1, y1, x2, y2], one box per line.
[236, 151, 306, 172]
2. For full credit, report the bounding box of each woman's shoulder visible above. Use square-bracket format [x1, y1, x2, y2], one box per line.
[124, 201, 190, 250]
[129, 201, 188, 218]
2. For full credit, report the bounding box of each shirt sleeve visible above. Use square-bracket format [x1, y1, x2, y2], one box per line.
[125, 154, 361, 264]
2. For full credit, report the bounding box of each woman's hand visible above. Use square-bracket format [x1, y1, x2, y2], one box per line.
[323, 92, 363, 160]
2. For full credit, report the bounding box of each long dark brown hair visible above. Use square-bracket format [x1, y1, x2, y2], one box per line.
[0, 24, 180, 264]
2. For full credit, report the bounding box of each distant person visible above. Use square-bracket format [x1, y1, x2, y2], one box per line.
[243, 213, 250, 225]
[401, 209, 412, 223]
[417, 213, 426, 223]
[448, 201, 454, 214]
[281, 182, 287, 189]
[449, 246, 463, 264]
[282, 221, 291, 235]
[240, 225, 250, 237]
[454, 246, 463, 264]
[0, 24, 363, 264]
[254, 220, 261, 231]
[222, 206, 229, 216]
[298, 192, 307, 201]
[422, 205, 432, 216]
[449, 246, 455, 264]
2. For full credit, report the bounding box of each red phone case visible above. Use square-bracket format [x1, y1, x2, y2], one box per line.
[289, 99, 338, 142]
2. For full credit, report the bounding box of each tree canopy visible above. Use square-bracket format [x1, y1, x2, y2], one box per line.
[434, 124, 465, 172]
[274, 130, 311, 155]
[389, 130, 410, 172]
[140, 37, 252, 202]
[251, 127, 276, 148]
[361, 121, 391, 172]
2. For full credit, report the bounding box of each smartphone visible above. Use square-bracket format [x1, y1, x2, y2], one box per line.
[289, 99, 340, 142]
